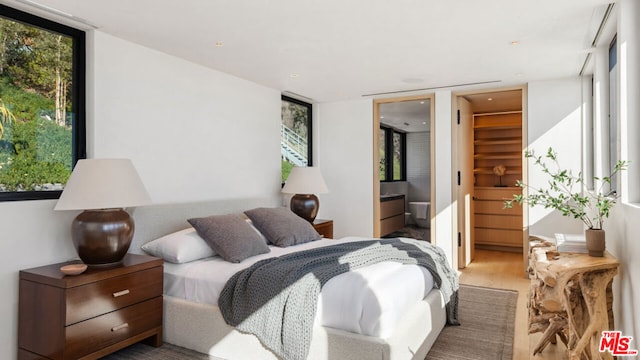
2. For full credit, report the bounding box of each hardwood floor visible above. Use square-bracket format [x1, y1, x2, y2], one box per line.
[459, 249, 565, 360]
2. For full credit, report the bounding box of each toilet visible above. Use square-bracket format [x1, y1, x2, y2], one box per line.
[408, 202, 430, 228]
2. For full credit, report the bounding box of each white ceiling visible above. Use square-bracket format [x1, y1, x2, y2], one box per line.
[380, 99, 431, 133]
[6, 0, 612, 103]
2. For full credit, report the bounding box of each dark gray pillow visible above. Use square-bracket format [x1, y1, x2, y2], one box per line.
[187, 214, 269, 263]
[244, 207, 321, 247]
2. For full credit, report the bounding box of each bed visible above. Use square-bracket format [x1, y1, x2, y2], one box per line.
[129, 200, 458, 360]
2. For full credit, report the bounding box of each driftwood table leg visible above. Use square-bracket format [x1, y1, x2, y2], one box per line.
[568, 269, 617, 360]
[533, 316, 567, 356]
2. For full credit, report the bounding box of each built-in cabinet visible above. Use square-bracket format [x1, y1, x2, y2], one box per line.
[380, 195, 405, 236]
[473, 112, 523, 250]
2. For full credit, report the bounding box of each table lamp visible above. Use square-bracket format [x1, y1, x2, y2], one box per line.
[282, 166, 329, 222]
[54, 158, 152, 267]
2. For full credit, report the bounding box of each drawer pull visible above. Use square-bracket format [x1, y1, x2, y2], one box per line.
[111, 323, 129, 332]
[113, 289, 130, 297]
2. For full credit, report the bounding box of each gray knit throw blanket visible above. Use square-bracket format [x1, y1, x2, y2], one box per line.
[218, 238, 460, 360]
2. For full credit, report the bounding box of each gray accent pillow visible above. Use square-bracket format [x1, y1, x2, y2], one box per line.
[188, 214, 270, 263]
[244, 207, 321, 247]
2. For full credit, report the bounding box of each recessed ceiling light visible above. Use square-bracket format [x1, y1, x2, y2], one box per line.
[488, 97, 493, 101]
[215, 41, 224, 47]
[290, 73, 299, 78]
[511, 41, 520, 45]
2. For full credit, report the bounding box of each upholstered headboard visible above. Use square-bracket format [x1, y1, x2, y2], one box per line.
[128, 197, 278, 254]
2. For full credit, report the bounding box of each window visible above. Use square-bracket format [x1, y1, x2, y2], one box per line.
[379, 125, 406, 181]
[281, 95, 312, 183]
[0, 5, 85, 201]
[608, 36, 618, 193]
[379, 127, 387, 181]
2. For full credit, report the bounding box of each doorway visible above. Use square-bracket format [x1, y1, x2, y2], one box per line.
[455, 88, 527, 269]
[373, 95, 435, 242]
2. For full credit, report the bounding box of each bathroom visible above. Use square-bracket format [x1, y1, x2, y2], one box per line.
[377, 98, 431, 241]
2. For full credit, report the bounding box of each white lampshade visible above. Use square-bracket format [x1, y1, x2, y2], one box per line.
[282, 166, 329, 194]
[54, 158, 152, 211]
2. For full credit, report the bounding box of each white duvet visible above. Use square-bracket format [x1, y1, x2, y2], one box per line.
[163, 236, 435, 339]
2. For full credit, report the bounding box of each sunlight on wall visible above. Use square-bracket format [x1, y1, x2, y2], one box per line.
[619, 39, 640, 204]
[433, 204, 455, 268]
[527, 105, 584, 236]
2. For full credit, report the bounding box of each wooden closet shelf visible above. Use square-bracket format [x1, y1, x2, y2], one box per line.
[473, 123, 521, 130]
[472, 111, 523, 248]
[473, 168, 521, 174]
[473, 153, 522, 160]
[474, 137, 522, 145]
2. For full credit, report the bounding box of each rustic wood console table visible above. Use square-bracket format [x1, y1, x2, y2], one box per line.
[528, 236, 619, 360]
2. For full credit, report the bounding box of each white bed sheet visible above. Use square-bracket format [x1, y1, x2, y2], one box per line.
[163, 236, 434, 338]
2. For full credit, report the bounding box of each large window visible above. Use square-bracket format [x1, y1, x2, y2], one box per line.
[379, 125, 406, 181]
[0, 5, 85, 201]
[281, 95, 311, 182]
[608, 35, 618, 194]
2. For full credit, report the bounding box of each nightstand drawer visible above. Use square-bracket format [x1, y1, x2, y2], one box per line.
[65, 296, 162, 359]
[66, 266, 163, 325]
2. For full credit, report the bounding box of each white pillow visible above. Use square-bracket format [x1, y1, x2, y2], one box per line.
[141, 228, 216, 263]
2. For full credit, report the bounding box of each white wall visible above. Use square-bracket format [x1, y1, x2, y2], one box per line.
[526, 78, 584, 237]
[606, 0, 640, 349]
[0, 30, 282, 360]
[316, 99, 374, 238]
[407, 131, 431, 203]
[91, 32, 282, 204]
[433, 91, 455, 267]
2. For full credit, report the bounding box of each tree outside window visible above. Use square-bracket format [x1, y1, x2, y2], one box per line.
[281, 95, 312, 183]
[0, 5, 85, 201]
[380, 125, 406, 182]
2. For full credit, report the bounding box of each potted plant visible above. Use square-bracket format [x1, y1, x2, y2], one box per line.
[504, 148, 628, 257]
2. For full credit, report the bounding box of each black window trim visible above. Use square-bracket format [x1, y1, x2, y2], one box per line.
[0, 4, 86, 202]
[380, 125, 406, 182]
[281, 95, 312, 168]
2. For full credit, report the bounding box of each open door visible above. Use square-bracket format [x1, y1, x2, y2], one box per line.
[457, 97, 474, 268]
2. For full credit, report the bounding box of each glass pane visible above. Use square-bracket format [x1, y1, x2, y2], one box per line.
[393, 132, 402, 180]
[379, 128, 386, 181]
[281, 97, 310, 182]
[608, 38, 618, 193]
[0, 15, 75, 193]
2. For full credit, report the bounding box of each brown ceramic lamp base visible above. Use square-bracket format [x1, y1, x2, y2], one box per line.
[290, 194, 319, 223]
[71, 208, 135, 267]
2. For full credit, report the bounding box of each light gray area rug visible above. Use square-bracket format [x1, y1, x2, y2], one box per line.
[425, 285, 517, 360]
[105, 284, 517, 360]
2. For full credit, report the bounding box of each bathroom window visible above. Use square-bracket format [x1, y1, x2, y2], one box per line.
[379, 127, 387, 181]
[380, 125, 406, 182]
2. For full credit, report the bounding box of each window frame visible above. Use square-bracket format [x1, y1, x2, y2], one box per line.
[281, 95, 312, 184]
[380, 125, 406, 182]
[0, 4, 86, 202]
[608, 35, 619, 195]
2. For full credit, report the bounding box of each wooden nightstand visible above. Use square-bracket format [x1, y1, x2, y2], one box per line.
[313, 219, 333, 239]
[18, 253, 163, 360]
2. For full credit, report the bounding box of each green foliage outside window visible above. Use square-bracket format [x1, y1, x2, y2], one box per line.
[281, 96, 311, 183]
[0, 15, 74, 192]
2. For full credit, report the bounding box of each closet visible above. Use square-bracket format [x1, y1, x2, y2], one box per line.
[472, 112, 523, 250]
